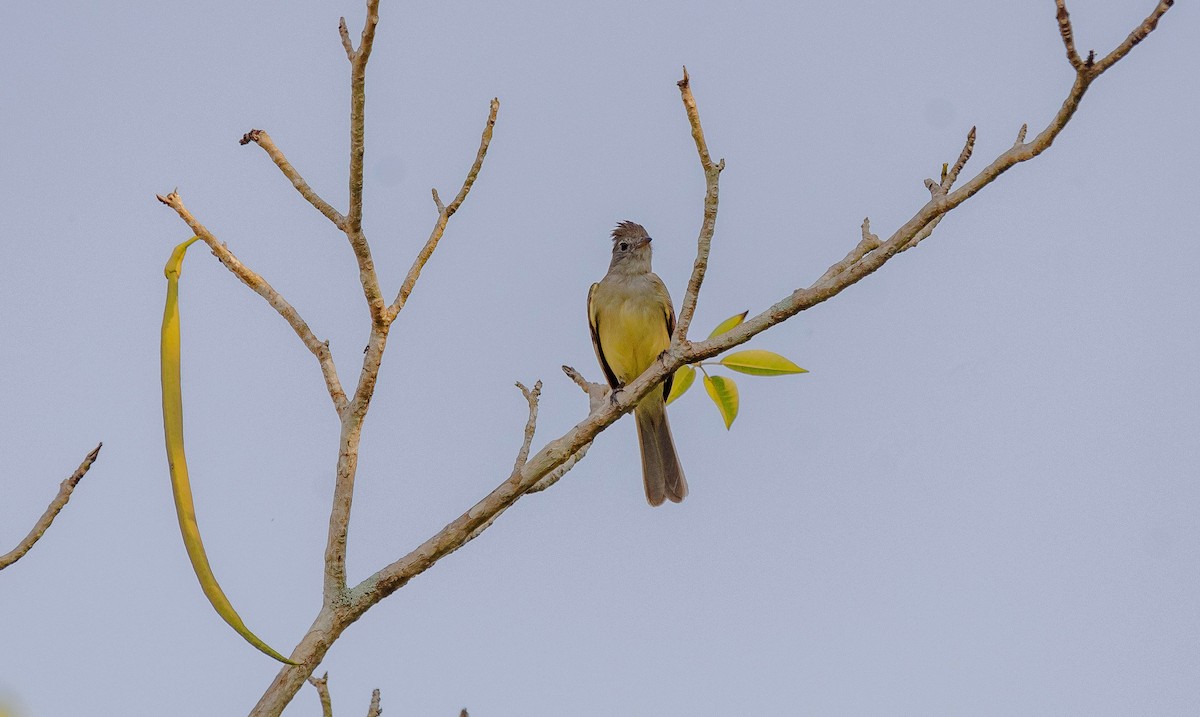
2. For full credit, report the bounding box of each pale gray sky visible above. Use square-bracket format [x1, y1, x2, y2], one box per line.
[2, 1, 1198, 715]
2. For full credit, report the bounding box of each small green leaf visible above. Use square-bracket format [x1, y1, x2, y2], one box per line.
[666, 364, 696, 405]
[719, 349, 808, 376]
[708, 310, 749, 339]
[703, 374, 739, 429]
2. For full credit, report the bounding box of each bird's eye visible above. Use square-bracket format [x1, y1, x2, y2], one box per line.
[618, 241, 629, 251]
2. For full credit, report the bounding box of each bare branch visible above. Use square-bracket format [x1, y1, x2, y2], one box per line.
[240, 129, 346, 229]
[672, 66, 724, 343]
[338, 17, 354, 59]
[0, 444, 101, 570]
[1014, 123, 1028, 147]
[941, 125, 976, 191]
[367, 690, 382, 717]
[345, 0, 386, 322]
[1092, 0, 1173, 73]
[813, 218, 882, 285]
[512, 381, 543, 474]
[155, 191, 349, 415]
[309, 673, 333, 717]
[387, 98, 501, 321]
[524, 366, 604, 493]
[562, 364, 608, 413]
[1055, 0, 1085, 71]
[678, 0, 1176, 364]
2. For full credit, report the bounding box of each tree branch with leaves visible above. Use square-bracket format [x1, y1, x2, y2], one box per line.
[151, 1, 1176, 714]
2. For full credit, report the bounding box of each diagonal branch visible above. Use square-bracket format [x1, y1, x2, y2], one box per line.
[672, 67, 724, 344]
[340, 0, 1175, 623]
[1, 443, 102, 570]
[1092, 0, 1174, 74]
[156, 191, 349, 415]
[679, 0, 1176, 366]
[387, 98, 501, 321]
[240, 129, 346, 229]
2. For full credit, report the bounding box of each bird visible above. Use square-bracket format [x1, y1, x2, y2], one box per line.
[588, 221, 688, 506]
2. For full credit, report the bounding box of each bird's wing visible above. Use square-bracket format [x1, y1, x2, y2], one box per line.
[652, 274, 676, 401]
[588, 281, 619, 389]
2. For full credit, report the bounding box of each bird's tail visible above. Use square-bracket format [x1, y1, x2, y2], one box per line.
[634, 395, 687, 506]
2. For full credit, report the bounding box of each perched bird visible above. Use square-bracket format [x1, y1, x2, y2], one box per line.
[588, 221, 688, 505]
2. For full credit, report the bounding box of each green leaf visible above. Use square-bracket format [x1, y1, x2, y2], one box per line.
[666, 364, 696, 405]
[708, 310, 749, 339]
[703, 374, 739, 429]
[719, 349, 808, 376]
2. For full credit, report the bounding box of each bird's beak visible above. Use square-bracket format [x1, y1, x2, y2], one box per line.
[635, 236, 652, 249]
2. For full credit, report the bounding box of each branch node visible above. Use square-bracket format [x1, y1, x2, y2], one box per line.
[239, 129, 263, 146]
[432, 187, 446, 213]
[941, 125, 976, 190]
[1014, 123, 1028, 146]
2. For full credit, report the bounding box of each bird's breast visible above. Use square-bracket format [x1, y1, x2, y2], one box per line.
[595, 285, 670, 384]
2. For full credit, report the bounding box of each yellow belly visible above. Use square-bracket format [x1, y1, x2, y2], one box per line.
[597, 295, 670, 384]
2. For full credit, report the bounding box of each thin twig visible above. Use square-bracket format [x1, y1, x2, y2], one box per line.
[1055, 0, 1085, 70]
[679, 0, 1176, 361]
[512, 381, 543, 474]
[240, 129, 346, 229]
[308, 673, 333, 717]
[1092, 0, 1173, 74]
[456, 380, 545, 545]
[522, 366, 604, 493]
[941, 125, 976, 191]
[0, 443, 101, 570]
[387, 98, 500, 321]
[1014, 123, 1028, 147]
[815, 218, 882, 285]
[366, 689, 382, 717]
[562, 364, 608, 413]
[345, 0, 386, 322]
[527, 366, 603, 493]
[672, 67, 724, 344]
[155, 191, 350, 415]
[338, 17, 354, 59]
